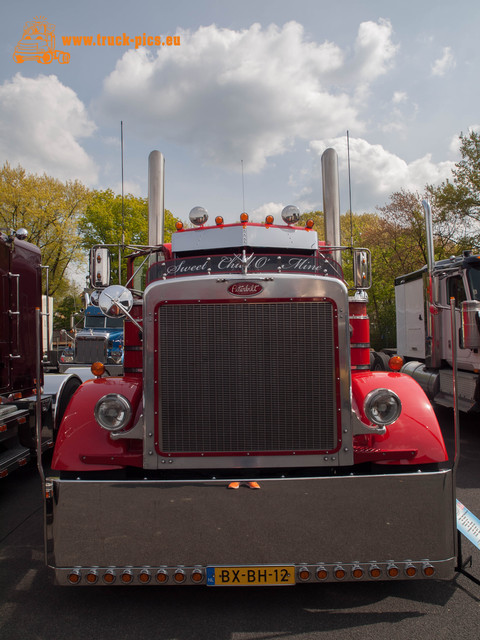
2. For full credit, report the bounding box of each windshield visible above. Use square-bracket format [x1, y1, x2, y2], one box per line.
[467, 264, 480, 301]
[85, 316, 106, 329]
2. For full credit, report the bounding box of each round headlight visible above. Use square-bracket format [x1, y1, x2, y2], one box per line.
[94, 394, 132, 432]
[364, 388, 401, 426]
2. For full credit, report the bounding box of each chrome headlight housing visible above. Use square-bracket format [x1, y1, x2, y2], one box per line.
[94, 394, 132, 432]
[364, 388, 402, 426]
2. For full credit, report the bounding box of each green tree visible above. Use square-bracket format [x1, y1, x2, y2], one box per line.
[429, 130, 480, 249]
[79, 189, 180, 284]
[0, 163, 92, 296]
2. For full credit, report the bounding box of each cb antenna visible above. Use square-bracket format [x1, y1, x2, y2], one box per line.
[119, 120, 125, 284]
[347, 130, 353, 247]
[241, 159, 245, 213]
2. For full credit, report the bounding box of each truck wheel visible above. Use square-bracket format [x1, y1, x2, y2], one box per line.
[371, 351, 390, 371]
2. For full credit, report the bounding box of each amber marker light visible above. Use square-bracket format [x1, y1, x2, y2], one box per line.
[316, 567, 328, 581]
[215, 216, 224, 226]
[68, 570, 81, 584]
[174, 570, 186, 583]
[91, 361, 105, 377]
[156, 570, 169, 584]
[423, 563, 435, 577]
[305, 219, 315, 229]
[139, 570, 151, 584]
[352, 566, 364, 579]
[405, 564, 417, 577]
[334, 567, 346, 580]
[265, 215, 274, 225]
[240, 212, 249, 223]
[121, 570, 133, 584]
[86, 571, 98, 584]
[175, 221, 184, 231]
[369, 565, 381, 579]
[103, 570, 116, 584]
[298, 567, 310, 581]
[191, 569, 204, 583]
[387, 564, 399, 578]
[389, 355, 403, 371]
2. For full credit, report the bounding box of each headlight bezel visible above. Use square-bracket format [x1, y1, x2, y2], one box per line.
[364, 388, 402, 427]
[94, 393, 132, 432]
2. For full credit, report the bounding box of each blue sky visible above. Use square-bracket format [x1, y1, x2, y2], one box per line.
[1, 0, 479, 224]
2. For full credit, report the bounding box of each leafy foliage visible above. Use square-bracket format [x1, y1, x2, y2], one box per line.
[0, 163, 92, 296]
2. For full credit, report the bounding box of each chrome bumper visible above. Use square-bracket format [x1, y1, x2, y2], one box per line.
[46, 469, 456, 585]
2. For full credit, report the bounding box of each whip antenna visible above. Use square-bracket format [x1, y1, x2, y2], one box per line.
[241, 159, 245, 213]
[347, 131, 353, 247]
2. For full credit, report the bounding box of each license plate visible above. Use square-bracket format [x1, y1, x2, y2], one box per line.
[206, 566, 295, 586]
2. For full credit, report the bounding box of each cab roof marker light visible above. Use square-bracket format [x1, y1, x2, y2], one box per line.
[175, 221, 184, 231]
[240, 212, 249, 223]
[305, 219, 315, 229]
[265, 215, 274, 225]
[215, 216, 224, 226]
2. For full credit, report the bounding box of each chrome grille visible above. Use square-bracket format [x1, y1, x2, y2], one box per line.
[158, 302, 337, 453]
[75, 336, 106, 364]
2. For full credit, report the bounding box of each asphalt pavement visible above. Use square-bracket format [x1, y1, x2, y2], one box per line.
[1, 408, 479, 640]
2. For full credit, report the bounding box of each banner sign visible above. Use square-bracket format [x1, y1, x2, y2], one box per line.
[457, 499, 480, 550]
[147, 253, 342, 284]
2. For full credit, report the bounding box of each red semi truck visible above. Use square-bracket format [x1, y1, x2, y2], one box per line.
[42, 150, 458, 586]
[0, 228, 80, 477]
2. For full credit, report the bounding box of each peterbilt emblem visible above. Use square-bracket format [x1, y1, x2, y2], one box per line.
[228, 282, 263, 296]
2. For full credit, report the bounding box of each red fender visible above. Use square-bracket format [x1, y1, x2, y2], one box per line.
[351, 371, 448, 464]
[51, 376, 143, 471]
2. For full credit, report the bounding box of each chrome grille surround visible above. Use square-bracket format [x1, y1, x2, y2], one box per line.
[143, 274, 353, 468]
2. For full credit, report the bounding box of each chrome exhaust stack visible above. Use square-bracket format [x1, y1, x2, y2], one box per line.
[321, 148, 341, 264]
[148, 151, 165, 246]
[422, 199, 441, 369]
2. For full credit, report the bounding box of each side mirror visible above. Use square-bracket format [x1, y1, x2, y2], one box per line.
[461, 300, 480, 349]
[353, 249, 371, 290]
[90, 247, 111, 288]
[98, 285, 133, 319]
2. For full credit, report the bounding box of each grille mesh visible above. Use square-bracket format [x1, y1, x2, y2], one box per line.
[75, 337, 106, 364]
[158, 302, 337, 453]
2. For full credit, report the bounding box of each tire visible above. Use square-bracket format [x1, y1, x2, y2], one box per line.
[371, 351, 390, 371]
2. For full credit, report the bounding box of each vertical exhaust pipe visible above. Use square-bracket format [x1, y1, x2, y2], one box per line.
[422, 199, 441, 368]
[321, 148, 341, 264]
[148, 151, 165, 246]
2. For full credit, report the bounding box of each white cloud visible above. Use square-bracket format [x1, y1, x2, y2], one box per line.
[0, 73, 98, 183]
[251, 201, 285, 220]
[432, 46, 455, 76]
[308, 136, 455, 210]
[96, 20, 398, 173]
[392, 91, 407, 104]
